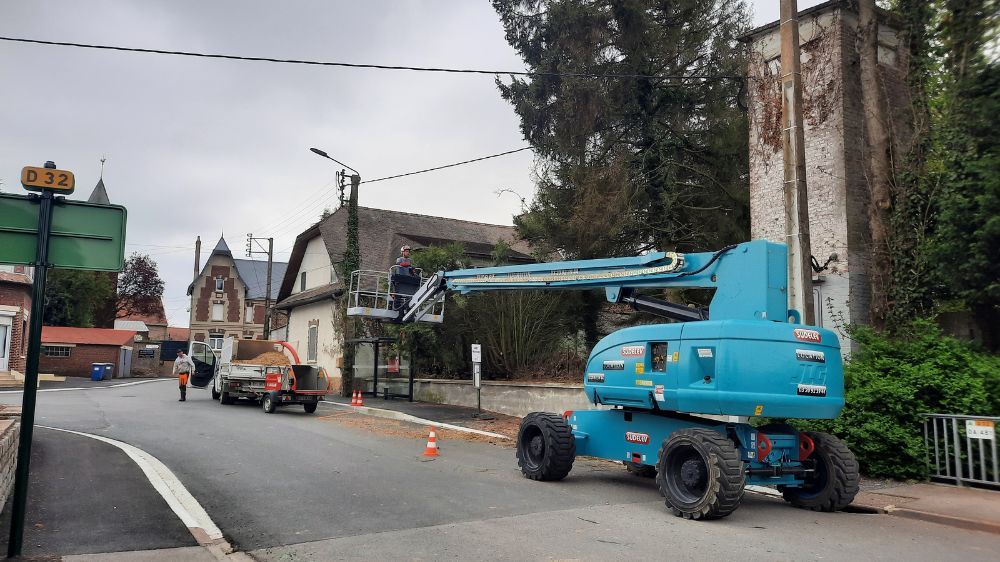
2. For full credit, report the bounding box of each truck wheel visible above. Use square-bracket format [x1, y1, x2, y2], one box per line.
[211, 387, 220, 401]
[782, 431, 859, 512]
[624, 461, 657, 478]
[656, 429, 745, 520]
[220, 391, 233, 405]
[303, 402, 318, 414]
[262, 393, 277, 414]
[516, 412, 575, 481]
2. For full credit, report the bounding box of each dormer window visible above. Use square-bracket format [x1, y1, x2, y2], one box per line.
[215, 277, 224, 291]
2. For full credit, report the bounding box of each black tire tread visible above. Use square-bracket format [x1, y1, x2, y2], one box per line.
[656, 428, 745, 520]
[516, 412, 576, 481]
[782, 431, 860, 512]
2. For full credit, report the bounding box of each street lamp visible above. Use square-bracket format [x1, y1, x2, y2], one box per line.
[309, 147, 359, 176]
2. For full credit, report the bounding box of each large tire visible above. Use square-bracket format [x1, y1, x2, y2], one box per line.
[624, 461, 657, 478]
[782, 431, 859, 512]
[516, 412, 575, 481]
[262, 393, 277, 414]
[303, 402, 318, 414]
[656, 429, 745, 520]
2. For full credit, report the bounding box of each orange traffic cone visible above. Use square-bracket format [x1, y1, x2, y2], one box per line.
[422, 426, 440, 457]
[356, 391, 364, 407]
[351, 390, 359, 406]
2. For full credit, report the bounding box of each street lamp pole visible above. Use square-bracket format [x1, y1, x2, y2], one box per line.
[310, 148, 361, 398]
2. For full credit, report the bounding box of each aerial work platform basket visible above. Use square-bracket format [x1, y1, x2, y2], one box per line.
[346, 266, 445, 323]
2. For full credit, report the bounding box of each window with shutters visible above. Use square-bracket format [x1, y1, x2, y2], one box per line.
[212, 303, 224, 321]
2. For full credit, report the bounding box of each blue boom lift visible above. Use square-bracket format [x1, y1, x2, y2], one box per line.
[348, 240, 859, 519]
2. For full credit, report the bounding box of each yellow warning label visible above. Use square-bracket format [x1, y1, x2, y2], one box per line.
[754, 404, 764, 416]
[635, 362, 644, 374]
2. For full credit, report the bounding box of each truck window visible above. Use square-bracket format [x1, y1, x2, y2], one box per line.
[651, 342, 668, 372]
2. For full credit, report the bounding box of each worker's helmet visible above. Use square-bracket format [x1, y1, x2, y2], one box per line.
[400, 245, 411, 253]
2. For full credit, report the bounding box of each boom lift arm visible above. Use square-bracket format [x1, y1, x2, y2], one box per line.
[401, 240, 792, 324]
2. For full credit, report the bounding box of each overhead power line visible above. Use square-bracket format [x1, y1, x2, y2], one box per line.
[0, 36, 743, 82]
[361, 147, 533, 184]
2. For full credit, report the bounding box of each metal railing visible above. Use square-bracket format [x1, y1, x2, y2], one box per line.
[923, 414, 998, 489]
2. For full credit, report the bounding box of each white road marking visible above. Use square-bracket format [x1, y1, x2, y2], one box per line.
[320, 400, 511, 440]
[39, 425, 223, 542]
[0, 379, 173, 394]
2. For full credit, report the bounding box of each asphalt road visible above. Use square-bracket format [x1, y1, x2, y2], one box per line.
[0, 427, 195, 557]
[1, 380, 997, 560]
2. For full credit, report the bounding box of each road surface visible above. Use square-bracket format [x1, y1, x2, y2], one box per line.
[1, 380, 996, 560]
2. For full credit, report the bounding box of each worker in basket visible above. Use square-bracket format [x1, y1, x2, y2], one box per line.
[173, 349, 195, 402]
[391, 245, 422, 311]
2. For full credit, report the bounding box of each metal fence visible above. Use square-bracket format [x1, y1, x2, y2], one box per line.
[923, 414, 998, 489]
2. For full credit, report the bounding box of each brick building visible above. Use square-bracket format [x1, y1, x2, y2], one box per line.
[0, 266, 32, 374]
[39, 326, 137, 378]
[743, 1, 909, 350]
[187, 237, 288, 348]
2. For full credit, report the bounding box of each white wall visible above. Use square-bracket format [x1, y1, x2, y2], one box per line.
[285, 299, 342, 391]
[292, 236, 335, 295]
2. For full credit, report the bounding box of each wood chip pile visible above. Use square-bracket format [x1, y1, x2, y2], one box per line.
[232, 351, 291, 366]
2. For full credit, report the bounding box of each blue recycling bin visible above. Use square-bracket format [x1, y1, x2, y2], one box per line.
[90, 363, 113, 381]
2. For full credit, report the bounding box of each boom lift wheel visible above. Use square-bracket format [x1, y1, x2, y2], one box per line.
[656, 429, 745, 520]
[516, 412, 575, 481]
[781, 431, 859, 512]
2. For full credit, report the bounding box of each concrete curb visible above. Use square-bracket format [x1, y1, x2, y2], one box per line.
[886, 507, 1000, 535]
[320, 400, 511, 440]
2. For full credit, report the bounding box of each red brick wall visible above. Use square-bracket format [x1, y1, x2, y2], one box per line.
[0, 283, 31, 373]
[39, 344, 121, 378]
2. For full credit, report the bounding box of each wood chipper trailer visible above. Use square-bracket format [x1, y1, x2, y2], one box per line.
[346, 240, 861, 520]
[190, 337, 331, 414]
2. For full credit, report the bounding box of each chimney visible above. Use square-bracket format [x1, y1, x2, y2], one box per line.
[193, 236, 202, 280]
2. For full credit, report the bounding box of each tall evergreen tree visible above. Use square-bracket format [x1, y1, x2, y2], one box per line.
[493, 0, 751, 259]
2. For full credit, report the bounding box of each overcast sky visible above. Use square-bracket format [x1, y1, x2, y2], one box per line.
[0, 1, 825, 327]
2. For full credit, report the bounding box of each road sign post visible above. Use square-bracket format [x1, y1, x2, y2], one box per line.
[5, 162, 126, 557]
[6, 188, 55, 557]
[470, 344, 491, 419]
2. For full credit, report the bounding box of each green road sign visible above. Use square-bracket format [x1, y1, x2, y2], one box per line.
[0, 193, 126, 271]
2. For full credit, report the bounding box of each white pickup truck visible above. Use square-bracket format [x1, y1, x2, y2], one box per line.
[188, 338, 331, 414]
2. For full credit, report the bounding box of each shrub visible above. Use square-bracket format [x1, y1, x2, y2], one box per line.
[797, 319, 998, 479]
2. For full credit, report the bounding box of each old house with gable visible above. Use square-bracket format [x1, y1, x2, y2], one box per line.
[187, 237, 288, 348]
[275, 206, 533, 392]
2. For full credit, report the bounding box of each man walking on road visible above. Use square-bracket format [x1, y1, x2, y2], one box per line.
[173, 349, 195, 402]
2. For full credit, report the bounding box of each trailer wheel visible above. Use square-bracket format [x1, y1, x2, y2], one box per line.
[624, 461, 657, 478]
[303, 402, 318, 414]
[516, 412, 575, 481]
[656, 429, 745, 520]
[262, 393, 277, 414]
[219, 391, 233, 405]
[782, 431, 859, 512]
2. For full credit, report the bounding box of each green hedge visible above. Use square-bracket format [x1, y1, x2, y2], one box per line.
[797, 319, 999, 479]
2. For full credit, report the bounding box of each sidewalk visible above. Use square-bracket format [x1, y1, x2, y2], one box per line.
[330, 395, 1000, 535]
[323, 394, 521, 439]
[853, 482, 1000, 534]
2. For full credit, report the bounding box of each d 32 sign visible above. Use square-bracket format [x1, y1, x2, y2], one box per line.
[21, 166, 75, 194]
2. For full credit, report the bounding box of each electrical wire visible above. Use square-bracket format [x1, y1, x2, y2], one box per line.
[360, 147, 533, 184]
[0, 36, 744, 82]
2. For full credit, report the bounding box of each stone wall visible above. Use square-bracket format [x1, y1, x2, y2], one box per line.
[372, 378, 603, 418]
[746, 4, 908, 350]
[0, 418, 21, 512]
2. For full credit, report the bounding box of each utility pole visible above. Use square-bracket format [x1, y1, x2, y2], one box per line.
[246, 234, 274, 339]
[779, 0, 815, 324]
